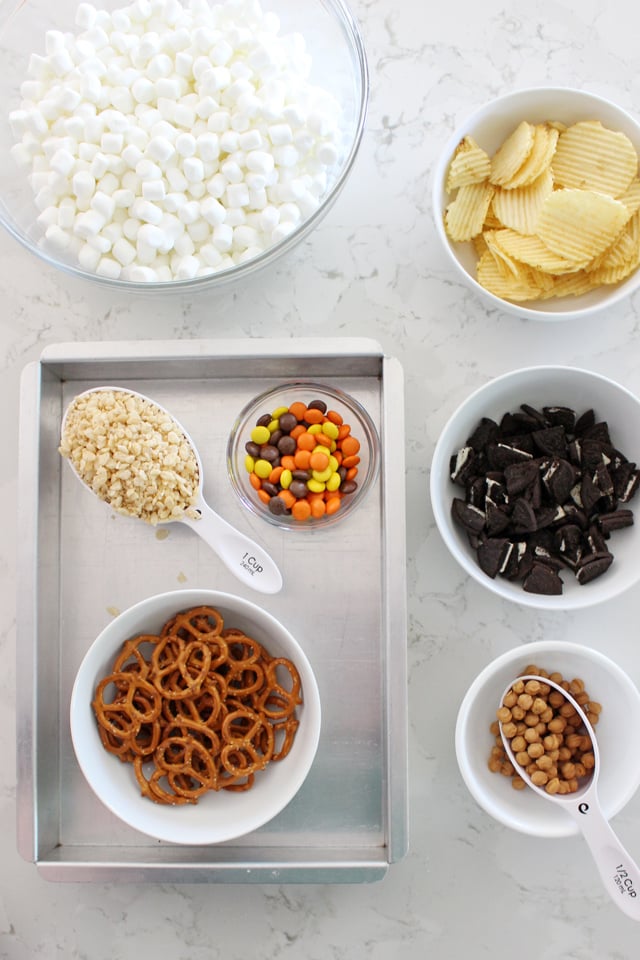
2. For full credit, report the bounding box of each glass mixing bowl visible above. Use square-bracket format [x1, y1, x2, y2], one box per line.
[0, 0, 368, 291]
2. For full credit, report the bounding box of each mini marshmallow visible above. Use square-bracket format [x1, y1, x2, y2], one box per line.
[50, 148, 76, 177]
[174, 255, 200, 279]
[226, 182, 250, 207]
[74, 208, 106, 238]
[212, 222, 233, 252]
[132, 77, 155, 104]
[136, 157, 163, 180]
[200, 196, 226, 225]
[147, 135, 175, 163]
[112, 236, 137, 265]
[131, 197, 163, 224]
[176, 132, 197, 157]
[78, 241, 102, 271]
[72, 169, 96, 199]
[177, 199, 200, 224]
[96, 256, 121, 278]
[246, 149, 275, 174]
[137, 223, 166, 248]
[183, 156, 204, 182]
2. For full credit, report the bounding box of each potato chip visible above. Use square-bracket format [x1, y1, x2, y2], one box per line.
[444, 181, 494, 242]
[587, 214, 640, 284]
[492, 227, 589, 274]
[483, 229, 522, 278]
[618, 178, 640, 219]
[504, 123, 559, 189]
[536, 270, 598, 299]
[536, 188, 628, 262]
[476, 250, 543, 301]
[492, 168, 553, 235]
[446, 136, 491, 191]
[551, 121, 638, 197]
[489, 121, 535, 186]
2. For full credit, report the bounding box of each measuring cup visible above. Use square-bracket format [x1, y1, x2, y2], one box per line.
[499, 675, 640, 920]
[60, 386, 283, 595]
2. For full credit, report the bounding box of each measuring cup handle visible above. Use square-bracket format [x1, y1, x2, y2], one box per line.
[569, 796, 640, 921]
[184, 503, 283, 594]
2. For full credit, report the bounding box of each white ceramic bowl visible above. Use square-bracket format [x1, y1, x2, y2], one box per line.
[432, 87, 640, 321]
[455, 640, 640, 838]
[0, 0, 367, 291]
[70, 588, 321, 844]
[430, 365, 640, 610]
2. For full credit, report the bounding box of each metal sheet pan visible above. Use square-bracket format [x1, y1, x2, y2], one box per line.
[17, 337, 408, 883]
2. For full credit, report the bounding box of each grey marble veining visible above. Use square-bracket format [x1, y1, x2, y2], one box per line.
[3, 0, 640, 956]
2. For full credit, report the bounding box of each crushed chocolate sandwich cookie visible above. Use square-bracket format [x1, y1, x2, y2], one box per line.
[449, 403, 639, 594]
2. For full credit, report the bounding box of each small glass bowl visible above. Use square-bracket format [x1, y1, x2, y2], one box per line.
[227, 381, 380, 529]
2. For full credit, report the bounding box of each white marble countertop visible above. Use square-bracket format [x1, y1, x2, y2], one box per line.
[4, 0, 640, 955]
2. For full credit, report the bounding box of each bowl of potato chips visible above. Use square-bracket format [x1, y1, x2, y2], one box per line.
[432, 88, 640, 320]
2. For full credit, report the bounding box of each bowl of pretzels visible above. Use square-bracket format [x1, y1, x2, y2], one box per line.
[70, 588, 322, 845]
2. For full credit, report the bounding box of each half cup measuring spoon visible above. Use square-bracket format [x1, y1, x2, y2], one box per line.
[60, 386, 283, 595]
[498, 675, 640, 921]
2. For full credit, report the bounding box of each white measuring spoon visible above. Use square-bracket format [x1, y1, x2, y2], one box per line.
[498, 675, 640, 920]
[60, 386, 283, 595]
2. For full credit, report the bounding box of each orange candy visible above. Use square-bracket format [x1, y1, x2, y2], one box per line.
[309, 450, 330, 472]
[340, 436, 360, 458]
[292, 499, 312, 521]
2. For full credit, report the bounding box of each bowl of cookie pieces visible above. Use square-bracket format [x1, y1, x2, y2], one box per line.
[432, 87, 640, 320]
[430, 365, 640, 610]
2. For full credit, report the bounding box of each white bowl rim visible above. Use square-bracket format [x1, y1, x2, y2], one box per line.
[429, 363, 640, 610]
[455, 639, 640, 838]
[431, 85, 640, 321]
[70, 588, 322, 844]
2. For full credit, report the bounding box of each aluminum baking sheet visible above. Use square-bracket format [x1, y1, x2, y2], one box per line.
[17, 337, 408, 883]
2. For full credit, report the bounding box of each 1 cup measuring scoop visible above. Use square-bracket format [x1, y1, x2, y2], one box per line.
[499, 675, 640, 921]
[60, 386, 282, 595]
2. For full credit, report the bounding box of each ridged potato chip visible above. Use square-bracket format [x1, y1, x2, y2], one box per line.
[446, 136, 491, 191]
[444, 181, 494, 242]
[618, 178, 640, 219]
[491, 168, 553, 235]
[476, 250, 543, 301]
[537, 188, 628, 262]
[504, 123, 559, 189]
[492, 227, 590, 274]
[586, 213, 640, 283]
[552, 121, 638, 197]
[489, 121, 535, 186]
[536, 270, 598, 299]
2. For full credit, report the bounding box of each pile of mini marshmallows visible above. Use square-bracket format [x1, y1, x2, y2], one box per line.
[9, 0, 346, 282]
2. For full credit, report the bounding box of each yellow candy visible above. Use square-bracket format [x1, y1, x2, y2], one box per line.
[254, 458, 272, 479]
[244, 454, 255, 473]
[307, 478, 326, 493]
[280, 468, 292, 489]
[328, 455, 339, 472]
[312, 466, 333, 483]
[321, 421, 339, 440]
[251, 425, 271, 445]
[271, 406, 289, 418]
[326, 472, 342, 492]
[268, 419, 279, 433]
[308, 423, 322, 434]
